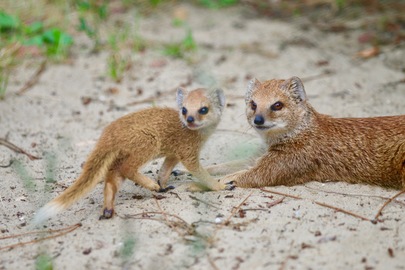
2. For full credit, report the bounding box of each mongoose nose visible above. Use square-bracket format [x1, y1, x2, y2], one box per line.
[254, 115, 265, 125]
[186, 116, 195, 123]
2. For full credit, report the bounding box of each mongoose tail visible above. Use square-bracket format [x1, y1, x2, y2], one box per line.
[33, 149, 119, 224]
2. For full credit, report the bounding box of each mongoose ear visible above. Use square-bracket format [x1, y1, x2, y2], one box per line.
[208, 88, 226, 112]
[176, 87, 187, 108]
[214, 88, 226, 111]
[245, 78, 261, 104]
[284, 76, 306, 102]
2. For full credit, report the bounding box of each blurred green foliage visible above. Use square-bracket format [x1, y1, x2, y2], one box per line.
[119, 235, 137, 260]
[75, 0, 108, 51]
[0, 10, 73, 59]
[35, 253, 53, 270]
[163, 29, 197, 58]
[198, 0, 239, 9]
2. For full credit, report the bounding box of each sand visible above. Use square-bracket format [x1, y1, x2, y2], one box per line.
[1, 4, 404, 270]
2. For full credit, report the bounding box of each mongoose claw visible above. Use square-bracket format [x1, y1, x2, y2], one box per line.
[225, 181, 236, 190]
[172, 169, 186, 176]
[158, 185, 175, 193]
[99, 208, 114, 220]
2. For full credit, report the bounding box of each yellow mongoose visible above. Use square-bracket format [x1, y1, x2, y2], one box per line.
[222, 76, 405, 189]
[34, 87, 230, 223]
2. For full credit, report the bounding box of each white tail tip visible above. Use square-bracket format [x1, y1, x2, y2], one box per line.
[32, 201, 64, 225]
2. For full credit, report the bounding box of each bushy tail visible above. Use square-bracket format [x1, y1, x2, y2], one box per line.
[33, 149, 119, 224]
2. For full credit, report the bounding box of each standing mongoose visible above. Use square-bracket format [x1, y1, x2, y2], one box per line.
[34, 87, 231, 223]
[221, 76, 405, 189]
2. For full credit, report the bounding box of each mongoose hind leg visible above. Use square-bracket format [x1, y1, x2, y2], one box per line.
[101, 170, 125, 219]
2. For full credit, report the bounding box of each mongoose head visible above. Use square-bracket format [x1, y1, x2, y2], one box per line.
[245, 76, 308, 139]
[176, 87, 225, 130]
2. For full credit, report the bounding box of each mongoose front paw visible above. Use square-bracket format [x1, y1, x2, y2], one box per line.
[224, 181, 236, 190]
[99, 208, 114, 220]
[158, 185, 175, 193]
[219, 170, 246, 186]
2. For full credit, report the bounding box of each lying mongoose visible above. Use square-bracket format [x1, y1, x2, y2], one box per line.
[34, 87, 230, 223]
[221, 76, 405, 189]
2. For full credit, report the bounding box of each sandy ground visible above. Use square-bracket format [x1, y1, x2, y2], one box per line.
[1, 4, 405, 270]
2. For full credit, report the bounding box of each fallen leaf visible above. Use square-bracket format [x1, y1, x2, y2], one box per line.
[358, 32, 375, 44]
[106, 87, 120, 95]
[150, 59, 167, 68]
[81, 96, 92, 105]
[83, 248, 92, 255]
[301, 242, 313, 249]
[173, 6, 188, 21]
[356, 47, 379, 59]
[238, 209, 246, 218]
[388, 248, 394, 258]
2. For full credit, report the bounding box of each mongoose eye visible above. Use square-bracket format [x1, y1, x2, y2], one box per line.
[250, 101, 257, 111]
[270, 101, 284, 111]
[182, 107, 187, 115]
[198, 106, 209, 115]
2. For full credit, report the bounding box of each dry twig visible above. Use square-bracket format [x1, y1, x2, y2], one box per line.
[301, 69, 334, 82]
[260, 188, 301, 200]
[0, 160, 13, 168]
[169, 191, 182, 200]
[218, 192, 253, 230]
[118, 211, 195, 236]
[189, 195, 221, 209]
[207, 254, 220, 270]
[304, 185, 405, 206]
[0, 138, 40, 160]
[266, 196, 285, 207]
[16, 60, 47, 96]
[373, 190, 405, 222]
[126, 87, 178, 106]
[0, 223, 81, 251]
[154, 198, 182, 236]
[261, 188, 371, 222]
[314, 200, 370, 221]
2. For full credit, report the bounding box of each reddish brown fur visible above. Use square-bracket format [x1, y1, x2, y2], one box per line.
[222, 77, 405, 189]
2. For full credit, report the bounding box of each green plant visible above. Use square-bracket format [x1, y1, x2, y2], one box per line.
[120, 236, 136, 259]
[131, 15, 147, 52]
[12, 159, 36, 191]
[0, 73, 8, 99]
[45, 152, 57, 189]
[149, 0, 163, 7]
[35, 253, 53, 270]
[106, 31, 131, 82]
[75, 0, 108, 51]
[198, 0, 238, 9]
[163, 29, 197, 58]
[43, 29, 73, 58]
[107, 52, 128, 83]
[0, 11, 20, 31]
[0, 12, 18, 98]
[132, 34, 146, 52]
[0, 45, 17, 99]
[335, 0, 346, 11]
[0, 10, 73, 60]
